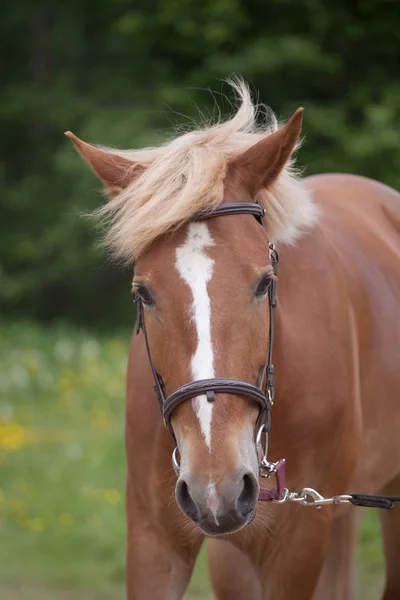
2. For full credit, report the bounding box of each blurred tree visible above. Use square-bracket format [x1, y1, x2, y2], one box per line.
[1, 0, 399, 326]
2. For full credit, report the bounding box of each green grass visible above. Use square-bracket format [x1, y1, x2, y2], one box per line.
[0, 322, 385, 599]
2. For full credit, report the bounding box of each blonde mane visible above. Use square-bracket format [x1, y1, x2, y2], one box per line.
[94, 79, 317, 262]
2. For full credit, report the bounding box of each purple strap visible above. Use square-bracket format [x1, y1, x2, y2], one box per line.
[258, 459, 286, 501]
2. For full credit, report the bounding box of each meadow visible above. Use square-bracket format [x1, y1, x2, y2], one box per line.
[0, 322, 385, 599]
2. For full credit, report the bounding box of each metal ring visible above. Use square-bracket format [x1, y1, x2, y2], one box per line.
[172, 446, 180, 476]
[288, 493, 308, 503]
[256, 423, 268, 446]
[256, 423, 269, 464]
[332, 495, 352, 505]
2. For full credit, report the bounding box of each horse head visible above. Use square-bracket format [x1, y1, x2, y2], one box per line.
[67, 81, 316, 535]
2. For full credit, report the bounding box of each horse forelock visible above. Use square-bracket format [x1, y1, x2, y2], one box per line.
[93, 78, 317, 263]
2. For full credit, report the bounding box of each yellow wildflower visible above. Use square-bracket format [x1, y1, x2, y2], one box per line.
[10, 498, 28, 526]
[28, 517, 45, 532]
[0, 421, 28, 452]
[96, 489, 121, 504]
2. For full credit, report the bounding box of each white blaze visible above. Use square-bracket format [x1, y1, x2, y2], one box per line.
[175, 222, 215, 448]
[206, 482, 220, 525]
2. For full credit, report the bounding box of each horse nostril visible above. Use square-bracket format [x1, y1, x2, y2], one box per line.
[176, 479, 199, 522]
[237, 472, 258, 517]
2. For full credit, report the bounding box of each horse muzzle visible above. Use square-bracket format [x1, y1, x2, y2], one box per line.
[175, 468, 259, 535]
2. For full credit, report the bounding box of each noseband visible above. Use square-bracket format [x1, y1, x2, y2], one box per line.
[134, 202, 280, 489]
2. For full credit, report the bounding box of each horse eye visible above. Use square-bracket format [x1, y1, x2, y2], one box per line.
[255, 273, 273, 297]
[133, 285, 154, 306]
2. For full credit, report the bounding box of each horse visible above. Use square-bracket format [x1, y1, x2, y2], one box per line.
[66, 80, 400, 600]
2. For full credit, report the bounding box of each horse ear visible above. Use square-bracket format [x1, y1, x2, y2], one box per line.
[65, 131, 143, 196]
[229, 107, 304, 196]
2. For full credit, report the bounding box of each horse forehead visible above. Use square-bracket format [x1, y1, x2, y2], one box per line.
[208, 215, 270, 265]
[173, 221, 256, 292]
[135, 215, 268, 289]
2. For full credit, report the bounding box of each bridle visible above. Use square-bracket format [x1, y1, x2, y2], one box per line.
[133, 201, 400, 510]
[134, 201, 284, 499]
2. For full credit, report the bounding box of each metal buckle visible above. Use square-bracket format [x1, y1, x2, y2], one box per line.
[260, 458, 278, 479]
[267, 387, 274, 407]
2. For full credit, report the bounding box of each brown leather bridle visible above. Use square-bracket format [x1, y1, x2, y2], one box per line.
[134, 202, 283, 499]
[133, 203, 400, 510]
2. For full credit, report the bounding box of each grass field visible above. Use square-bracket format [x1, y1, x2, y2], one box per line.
[0, 322, 385, 599]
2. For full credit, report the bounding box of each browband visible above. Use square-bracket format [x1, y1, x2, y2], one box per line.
[195, 202, 265, 224]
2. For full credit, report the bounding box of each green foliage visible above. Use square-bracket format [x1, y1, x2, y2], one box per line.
[0, 323, 385, 598]
[2, 1, 399, 326]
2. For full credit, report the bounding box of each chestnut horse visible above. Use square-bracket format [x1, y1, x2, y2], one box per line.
[67, 81, 400, 600]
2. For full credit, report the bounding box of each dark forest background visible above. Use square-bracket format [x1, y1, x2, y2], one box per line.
[2, 0, 400, 328]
